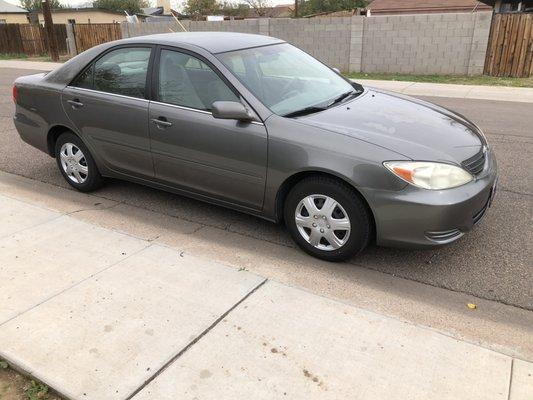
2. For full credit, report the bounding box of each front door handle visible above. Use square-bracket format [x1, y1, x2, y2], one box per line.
[151, 117, 172, 128]
[67, 99, 84, 109]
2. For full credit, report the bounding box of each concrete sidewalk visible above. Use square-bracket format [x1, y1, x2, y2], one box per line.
[0, 174, 531, 400]
[2, 59, 533, 103]
[356, 78, 533, 103]
[0, 59, 63, 71]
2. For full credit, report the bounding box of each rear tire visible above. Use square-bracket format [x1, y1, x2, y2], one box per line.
[284, 176, 371, 262]
[54, 132, 103, 192]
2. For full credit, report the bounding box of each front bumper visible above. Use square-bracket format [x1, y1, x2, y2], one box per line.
[368, 148, 498, 248]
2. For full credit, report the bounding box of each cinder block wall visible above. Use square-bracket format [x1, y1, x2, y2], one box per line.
[187, 19, 260, 33]
[121, 12, 492, 75]
[121, 21, 192, 37]
[269, 17, 352, 72]
[361, 12, 492, 75]
[468, 12, 492, 75]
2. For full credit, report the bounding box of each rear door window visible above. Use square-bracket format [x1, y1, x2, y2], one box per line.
[72, 47, 152, 99]
[72, 64, 93, 89]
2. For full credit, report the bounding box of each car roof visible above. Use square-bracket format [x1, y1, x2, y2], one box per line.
[119, 32, 285, 54]
[43, 32, 285, 86]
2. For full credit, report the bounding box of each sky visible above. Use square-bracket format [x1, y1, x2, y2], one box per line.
[4, 0, 292, 10]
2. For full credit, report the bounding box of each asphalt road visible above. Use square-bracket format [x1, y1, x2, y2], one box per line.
[1, 68, 532, 310]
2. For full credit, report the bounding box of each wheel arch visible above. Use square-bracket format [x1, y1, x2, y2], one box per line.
[46, 124, 79, 157]
[274, 170, 376, 242]
[276, 170, 376, 228]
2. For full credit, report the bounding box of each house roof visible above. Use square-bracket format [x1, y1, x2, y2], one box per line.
[305, 9, 360, 18]
[37, 7, 126, 15]
[0, 0, 27, 13]
[366, 0, 492, 14]
[141, 6, 164, 16]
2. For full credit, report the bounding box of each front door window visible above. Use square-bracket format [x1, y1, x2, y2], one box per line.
[158, 49, 239, 111]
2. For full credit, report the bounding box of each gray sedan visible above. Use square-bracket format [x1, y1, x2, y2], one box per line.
[12, 32, 497, 261]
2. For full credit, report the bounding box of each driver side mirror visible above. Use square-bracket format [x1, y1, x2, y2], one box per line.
[332, 67, 341, 74]
[212, 101, 253, 122]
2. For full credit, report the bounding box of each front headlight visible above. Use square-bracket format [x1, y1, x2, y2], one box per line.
[384, 161, 473, 190]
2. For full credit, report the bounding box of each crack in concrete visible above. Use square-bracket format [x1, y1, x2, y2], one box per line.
[123, 278, 269, 400]
[189, 225, 205, 234]
[64, 200, 124, 216]
[507, 358, 514, 400]
[499, 187, 532, 197]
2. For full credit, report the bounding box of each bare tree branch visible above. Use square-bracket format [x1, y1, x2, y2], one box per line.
[242, 0, 271, 16]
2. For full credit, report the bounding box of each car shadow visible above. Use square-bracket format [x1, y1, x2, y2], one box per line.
[97, 177, 531, 310]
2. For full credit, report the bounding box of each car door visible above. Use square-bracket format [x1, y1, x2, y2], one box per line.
[148, 47, 268, 210]
[62, 45, 155, 178]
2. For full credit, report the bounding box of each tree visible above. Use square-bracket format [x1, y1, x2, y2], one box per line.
[20, 0, 63, 11]
[243, 0, 270, 17]
[217, 1, 250, 17]
[298, 0, 368, 16]
[93, 0, 149, 14]
[185, 0, 217, 18]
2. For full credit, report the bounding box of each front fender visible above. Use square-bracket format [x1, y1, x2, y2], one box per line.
[262, 115, 408, 220]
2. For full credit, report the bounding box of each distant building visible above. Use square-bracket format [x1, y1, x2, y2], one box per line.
[365, 0, 493, 15]
[140, 7, 175, 22]
[36, 8, 128, 24]
[140, 0, 184, 22]
[0, 0, 28, 24]
[479, 0, 533, 13]
[141, 6, 165, 17]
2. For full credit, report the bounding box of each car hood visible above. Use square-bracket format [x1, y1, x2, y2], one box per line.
[296, 88, 484, 164]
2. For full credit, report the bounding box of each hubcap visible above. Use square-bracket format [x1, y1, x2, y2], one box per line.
[59, 143, 88, 184]
[295, 194, 351, 251]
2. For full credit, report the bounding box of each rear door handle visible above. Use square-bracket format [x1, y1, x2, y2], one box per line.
[151, 117, 172, 128]
[67, 99, 84, 109]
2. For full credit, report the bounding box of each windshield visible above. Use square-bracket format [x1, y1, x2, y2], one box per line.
[217, 43, 357, 116]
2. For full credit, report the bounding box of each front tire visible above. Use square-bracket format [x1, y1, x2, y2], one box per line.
[54, 132, 103, 192]
[284, 176, 372, 262]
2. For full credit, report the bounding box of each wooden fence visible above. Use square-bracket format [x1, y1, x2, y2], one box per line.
[484, 13, 533, 77]
[21, 24, 67, 55]
[0, 24, 24, 54]
[0, 23, 121, 56]
[73, 23, 122, 53]
[0, 23, 67, 56]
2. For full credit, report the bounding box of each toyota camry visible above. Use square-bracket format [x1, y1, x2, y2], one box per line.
[12, 32, 498, 261]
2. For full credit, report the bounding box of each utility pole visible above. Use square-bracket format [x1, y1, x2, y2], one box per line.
[294, 0, 299, 18]
[42, 0, 59, 61]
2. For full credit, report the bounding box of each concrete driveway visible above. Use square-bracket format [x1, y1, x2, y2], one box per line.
[1, 67, 531, 310]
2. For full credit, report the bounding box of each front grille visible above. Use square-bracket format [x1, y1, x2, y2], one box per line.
[462, 149, 486, 175]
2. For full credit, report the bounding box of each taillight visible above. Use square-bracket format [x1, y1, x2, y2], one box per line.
[12, 85, 18, 104]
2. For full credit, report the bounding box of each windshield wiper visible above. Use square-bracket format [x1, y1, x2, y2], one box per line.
[282, 106, 327, 118]
[327, 90, 357, 108]
[283, 87, 363, 118]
